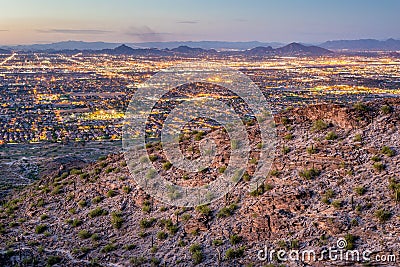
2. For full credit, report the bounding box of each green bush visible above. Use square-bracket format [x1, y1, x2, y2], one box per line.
[374, 209, 391, 222]
[306, 146, 317, 154]
[189, 244, 203, 264]
[331, 200, 342, 209]
[217, 203, 238, 218]
[312, 119, 328, 131]
[101, 243, 116, 253]
[78, 230, 91, 239]
[354, 186, 366, 196]
[107, 190, 117, 197]
[35, 224, 47, 234]
[344, 234, 358, 250]
[353, 102, 368, 112]
[381, 105, 393, 114]
[325, 131, 338, 140]
[381, 146, 395, 157]
[225, 246, 245, 259]
[354, 134, 362, 142]
[284, 133, 293, 140]
[371, 155, 381, 162]
[373, 162, 385, 172]
[229, 234, 242, 245]
[196, 205, 212, 217]
[88, 207, 108, 218]
[111, 212, 124, 229]
[139, 218, 156, 228]
[78, 199, 87, 208]
[299, 168, 320, 179]
[212, 239, 224, 246]
[92, 196, 103, 204]
[282, 146, 290, 154]
[157, 231, 168, 240]
[163, 161, 172, 170]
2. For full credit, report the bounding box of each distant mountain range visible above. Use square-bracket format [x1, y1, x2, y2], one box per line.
[91, 43, 333, 57]
[0, 41, 284, 52]
[2, 39, 400, 52]
[0, 48, 11, 54]
[320, 38, 400, 51]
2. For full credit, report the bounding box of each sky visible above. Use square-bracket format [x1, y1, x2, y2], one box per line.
[0, 0, 399, 45]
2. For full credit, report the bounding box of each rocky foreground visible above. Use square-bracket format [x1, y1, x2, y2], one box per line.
[0, 99, 399, 266]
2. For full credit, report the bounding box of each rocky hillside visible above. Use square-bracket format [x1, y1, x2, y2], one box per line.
[0, 99, 399, 266]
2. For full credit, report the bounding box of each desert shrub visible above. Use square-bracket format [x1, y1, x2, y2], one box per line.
[123, 186, 131, 193]
[325, 131, 338, 140]
[299, 168, 320, 179]
[331, 200, 342, 209]
[142, 200, 151, 213]
[312, 119, 328, 131]
[229, 234, 242, 245]
[353, 102, 368, 112]
[182, 213, 191, 221]
[91, 233, 100, 241]
[225, 246, 245, 259]
[373, 162, 385, 172]
[106, 190, 117, 197]
[281, 117, 290, 125]
[51, 185, 62, 195]
[371, 155, 381, 162]
[284, 133, 293, 140]
[80, 173, 89, 180]
[381, 146, 395, 157]
[374, 209, 391, 222]
[101, 243, 116, 253]
[139, 218, 156, 228]
[163, 161, 172, 170]
[269, 170, 280, 177]
[282, 146, 291, 154]
[189, 244, 203, 264]
[78, 199, 87, 208]
[148, 155, 158, 162]
[88, 207, 108, 218]
[212, 239, 224, 246]
[130, 256, 146, 266]
[381, 105, 393, 114]
[35, 224, 47, 234]
[306, 146, 317, 154]
[354, 134, 362, 142]
[218, 166, 227, 173]
[111, 212, 124, 229]
[196, 205, 212, 217]
[290, 239, 299, 249]
[78, 230, 91, 239]
[70, 169, 82, 175]
[217, 203, 238, 218]
[354, 186, 366, 196]
[344, 234, 358, 250]
[157, 231, 168, 240]
[92, 196, 103, 204]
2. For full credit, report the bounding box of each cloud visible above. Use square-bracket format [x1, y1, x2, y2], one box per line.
[0, 30, 8, 32]
[125, 26, 171, 42]
[37, 29, 111, 34]
[177, 20, 199, 24]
